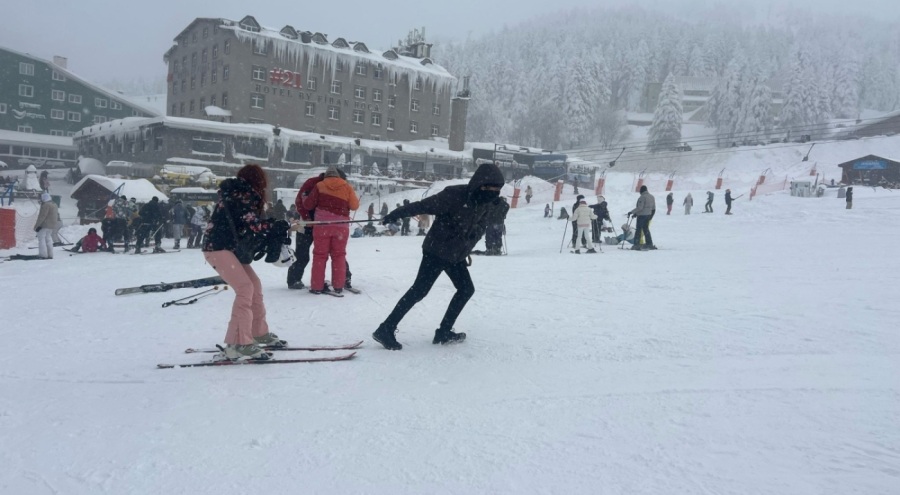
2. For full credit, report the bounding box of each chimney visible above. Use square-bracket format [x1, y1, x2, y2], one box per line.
[53, 56, 68, 69]
[449, 76, 471, 152]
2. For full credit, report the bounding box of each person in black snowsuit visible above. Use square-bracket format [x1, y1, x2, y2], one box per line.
[135, 197, 164, 253]
[724, 189, 735, 215]
[705, 191, 714, 213]
[400, 199, 411, 236]
[590, 196, 611, 242]
[845, 187, 853, 209]
[271, 199, 288, 221]
[570, 195, 587, 248]
[372, 162, 505, 350]
[484, 196, 510, 255]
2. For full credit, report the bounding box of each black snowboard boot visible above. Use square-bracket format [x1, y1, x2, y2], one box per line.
[373, 324, 402, 351]
[432, 328, 466, 345]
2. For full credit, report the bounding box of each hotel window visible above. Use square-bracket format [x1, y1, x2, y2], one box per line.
[410, 121, 418, 134]
[372, 89, 382, 102]
[386, 118, 395, 130]
[431, 124, 439, 136]
[93, 116, 107, 124]
[202, 48, 208, 63]
[355, 62, 367, 76]
[330, 80, 342, 95]
[388, 95, 395, 108]
[155, 136, 164, 151]
[328, 105, 340, 120]
[50, 130, 65, 136]
[67, 111, 81, 122]
[371, 112, 381, 126]
[190, 100, 195, 113]
[414, 77, 422, 91]
[19, 62, 34, 75]
[335, 59, 345, 72]
[199, 97, 206, 109]
[17, 125, 32, 133]
[211, 67, 217, 83]
[95, 98, 108, 108]
[181, 79, 186, 92]
[174, 60, 180, 73]
[212, 44, 218, 59]
[192, 52, 197, 68]
[224, 40, 231, 54]
[52, 70, 66, 81]
[192, 31, 197, 42]
[171, 103, 176, 115]
[182, 55, 187, 69]
[253, 40, 267, 55]
[373, 64, 383, 79]
[68, 94, 81, 104]
[210, 95, 217, 107]
[191, 76, 196, 90]
[111, 101, 122, 110]
[51, 109, 64, 119]
[200, 72, 206, 86]
[19, 84, 34, 97]
[0, 103, 7, 113]
[353, 109, 365, 124]
[180, 102, 185, 115]
[411, 99, 419, 112]
[307, 76, 317, 90]
[51, 90, 65, 101]
[172, 80, 177, 95]
[223, 65, 230, 81]
[252, 66, 267, 81]
[67, 132, 75, 137]
[202, 27, 208, 38]
[433, 103, 441, 116]
[250, 93, 265, 109]
[222, 92, 228, 108]
[305, 102, 316, 117]
[354, 86, 366, 99]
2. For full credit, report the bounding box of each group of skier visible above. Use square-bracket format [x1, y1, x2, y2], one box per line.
[197, 162, 509, 359]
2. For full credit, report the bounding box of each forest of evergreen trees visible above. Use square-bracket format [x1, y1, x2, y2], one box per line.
[435, 6, 900, 151]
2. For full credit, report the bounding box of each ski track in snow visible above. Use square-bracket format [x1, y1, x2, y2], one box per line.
[1, 174, 899, 494]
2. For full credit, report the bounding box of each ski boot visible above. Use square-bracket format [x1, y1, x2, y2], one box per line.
[373, 324, 403, 350]
[153, 246, 166, 253]
[586, 248, 598, 254]
[254, 332, 286, 348]
[433, 328, 466, 345]
[218, 343, 270, 361]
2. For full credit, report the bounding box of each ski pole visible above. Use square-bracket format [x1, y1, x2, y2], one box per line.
[558, 218, 569, 253]
[162, 285, 227, 308]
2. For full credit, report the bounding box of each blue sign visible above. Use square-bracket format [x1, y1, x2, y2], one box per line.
[853, 160, 887, 170]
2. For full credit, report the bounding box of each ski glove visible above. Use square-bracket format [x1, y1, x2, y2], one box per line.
[382, 211, 400, 225]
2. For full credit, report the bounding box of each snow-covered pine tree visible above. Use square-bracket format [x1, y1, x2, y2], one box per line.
[562, 58, 595, 148]
[831, 50, 860, 119]
[736, 76, 773, 143]
[647, 73, 683, 152]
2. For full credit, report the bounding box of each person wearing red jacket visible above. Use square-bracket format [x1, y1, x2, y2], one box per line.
[70, 228, 108, 253]
[302, 166, 359, 294]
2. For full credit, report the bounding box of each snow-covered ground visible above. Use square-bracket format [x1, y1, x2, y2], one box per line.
[1, 168, 898, 493]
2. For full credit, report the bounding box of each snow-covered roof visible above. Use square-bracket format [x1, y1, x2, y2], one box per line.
[0, 129, 75, 149]
[71, 175, 168, 202]
[162, 164, 213, 176]
[204, 106, 232, 117]
[218, 17, 455, 90]
[75, 116, 471, 162]
[0, 46, 160, 117]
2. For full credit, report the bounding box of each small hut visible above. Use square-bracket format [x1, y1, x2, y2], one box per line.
[71, 175, 167, 223]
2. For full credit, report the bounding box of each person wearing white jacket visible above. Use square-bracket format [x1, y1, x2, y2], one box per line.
[571, 200, 598, 254]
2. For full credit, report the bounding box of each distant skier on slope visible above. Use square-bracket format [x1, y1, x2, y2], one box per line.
[705, 191, 714, 213]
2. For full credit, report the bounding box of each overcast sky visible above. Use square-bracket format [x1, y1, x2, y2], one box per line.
[1, 0, 896, 86]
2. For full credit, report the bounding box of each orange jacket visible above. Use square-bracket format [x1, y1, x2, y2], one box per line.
[303, 177, 359, 220]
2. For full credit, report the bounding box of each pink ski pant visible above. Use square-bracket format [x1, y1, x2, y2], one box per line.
[203, 250, 269, 345]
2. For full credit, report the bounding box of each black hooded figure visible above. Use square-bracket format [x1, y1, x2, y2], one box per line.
[372, 162, 506, 350]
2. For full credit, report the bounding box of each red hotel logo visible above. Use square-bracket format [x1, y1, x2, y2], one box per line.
[269, 68, 303, 89]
